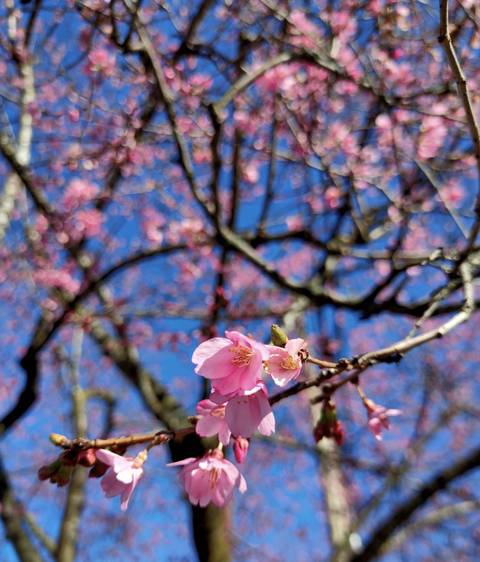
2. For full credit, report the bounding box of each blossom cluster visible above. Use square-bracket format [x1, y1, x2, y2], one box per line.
[174, 330, 308, 506]
[192, 331, 307, 445]
[39, 330, 309, 511]
[39, 329, 401, 512]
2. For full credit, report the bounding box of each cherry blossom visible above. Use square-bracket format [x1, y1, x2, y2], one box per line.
[96, 449, 146, 511]
[364, 399, 402, 441]
[223, 382, 275, 438]
[192, 331, 269, 394]
[266, 338, 307, 387]
[85, 48, 116, 77]
[195, 398, 231, 445]
[62, 179, 99, 211]
[168, 450, 247, 507]
[33, 268, 80, 294]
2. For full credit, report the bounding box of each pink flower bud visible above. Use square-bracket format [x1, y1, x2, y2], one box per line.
[333, 420, 345, 446]
[233, 437, 249, 464]
[77, 448, 97, 467]
[313, 401, 344, 445]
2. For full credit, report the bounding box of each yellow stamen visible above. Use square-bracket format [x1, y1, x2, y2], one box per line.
[229, 345, 254, 366]
[211, 405, 226, 418]
[209, 468, 220, 489]
[280, 355, 298, 370]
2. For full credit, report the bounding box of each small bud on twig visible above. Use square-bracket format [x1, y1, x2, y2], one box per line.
[271, 324, 288, 347]
[49, 433, 68, 447]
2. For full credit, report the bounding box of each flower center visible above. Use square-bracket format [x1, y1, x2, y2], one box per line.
[211, 405, 226, 418]
[280, 355, 298, 370]
[229, 345, 254, 366]
[209, 467, 220, 488]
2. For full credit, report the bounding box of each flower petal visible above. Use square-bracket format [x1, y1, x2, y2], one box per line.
[192, 338, 231, 369]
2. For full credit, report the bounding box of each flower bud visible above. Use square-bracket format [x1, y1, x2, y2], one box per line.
[51, 464, 73, 487]
[233, 437, 249, 464]
[77, 448, 97, 467]
[60, 450, 78, 466]
[332, 420, 345, 446]
[271, 324, 288, 347]
[38, 459, 61, 481]
[313, 401, 344, 445]
[49, 433, 68, 447]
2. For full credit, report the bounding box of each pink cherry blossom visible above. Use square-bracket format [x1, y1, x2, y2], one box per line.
[195, 398, 231, 445]
[222, 382, 275, 438]
[95, 449, 145, 511]
[192, 331, 269, 394]
[85, 48, 116, 77]
[289, 9, 320, 49]
[266, 338, 307, 387]
[168, 450, 247, 507]
[62, 179, 99, 211]
[33, 268, 80, 294]
[364, 399, 402, 441]
[141, 208, 165, 244]
[73, 209, 104, 238]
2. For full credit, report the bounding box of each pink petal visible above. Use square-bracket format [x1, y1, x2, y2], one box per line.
[285, 338, 306, 356]
[167, 457, 198, 467]
[256, 390, 275, 435]
[96, 449, 133, 473]
[238, 473, 247, 494]
[218, 425, 231, 446]
[238, 355, 264, 390]
[258, 411, 276, 435]
[196, 415, 223, 437]
[196, 345, 237, 380]
[192, 338, 231, 368]
[225, 331, 269, 360]
[120, 478, 138, 511]
[225, 398, 258, 437]
[224, 331, 249, 346]
[195, 398, 218, 415]
[101, 470, 125, 497]
[95, 449, 120, 467]
[116, 468, 134, 484]
[212, 474, 232, 506]
[194, 470, 212, 507]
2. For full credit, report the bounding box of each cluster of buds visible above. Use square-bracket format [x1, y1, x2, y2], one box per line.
[38, 433, 132, 488]
[38, 447, 98, 487]
[38, 436, 146, 511]
[313, 401, 345, 446]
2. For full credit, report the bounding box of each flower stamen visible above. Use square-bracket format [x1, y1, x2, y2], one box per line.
[229, 345, 254, 366]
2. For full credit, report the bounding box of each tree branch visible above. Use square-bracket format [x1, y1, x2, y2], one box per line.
[349, 443, 480, 562]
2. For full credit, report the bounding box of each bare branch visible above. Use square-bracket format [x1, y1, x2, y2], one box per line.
[349, 443, 480, 562]
[0, 454, 44, 562]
